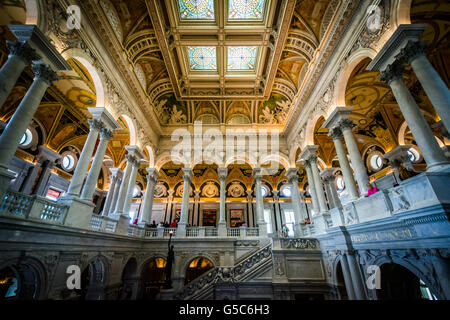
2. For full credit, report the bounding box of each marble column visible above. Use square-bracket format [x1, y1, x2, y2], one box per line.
[301, 146, 328, 214]
[112, 154, 135, 218]
[122, 158, 141, 216]
[398, 41, 450, 133]
[21, 145, 60, 195]
[66, 119, 103, 196]
[321, 168, 342, 209]
[339, 119, 370, 195]
[102, 168, 122, 216]
[81, 128, 114, 201]
[272, 190, 282, 233]
[346, 252, 366, 300]
[0, 41, 40, 108]
[246, 190, 254, 227]
[165, 190, 174, 224]
[379, 61, 449, 171]
[193, 190, 201, 226]
[253, 168, 267, 237]
[138, 168, 159, 226]
[340, 255, 356, 300]
[0, 62, 58, 171]
[178, 168, 193, 237]
[304, 162, 319, 216]
[218, 167, 228, 237]
[286, 168, 303, 236]
[328, 127, 359, 200]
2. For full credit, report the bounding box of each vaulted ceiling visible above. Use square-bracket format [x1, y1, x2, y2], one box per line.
[82, 0, 336, 127]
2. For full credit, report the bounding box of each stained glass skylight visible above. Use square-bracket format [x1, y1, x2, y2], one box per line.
[187, 46, 217, 70]
[228, 0, 265, 20]
[227, 46, 258, 71]
[179, 0, 215, 20]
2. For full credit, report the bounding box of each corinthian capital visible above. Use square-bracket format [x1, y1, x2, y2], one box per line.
[100, 128, 114, 141]
[31, 62, 59, 85]
[397, 40, 427, 64]
[328, 127, 343, 140]
[338, 118, 356, 131]
[379, 60, 405, 85]
[88, 118, 104, 132]
[6, 41, 40, 64]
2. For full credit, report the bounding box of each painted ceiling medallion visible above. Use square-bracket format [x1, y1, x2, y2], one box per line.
[179, 0, 214, 20]
[187, 46, 217, 70]
[229, 0, 265, 20]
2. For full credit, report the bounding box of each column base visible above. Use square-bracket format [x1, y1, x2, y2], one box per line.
[312, 212, 330, 234]
[177, 222, 187, 237]
[218, 222, 227, 237]
[258, 222, 267, 237]
[58, 195, 95, 229]
[116, 214, 131, 235]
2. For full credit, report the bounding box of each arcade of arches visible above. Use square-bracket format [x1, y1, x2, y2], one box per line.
[0, 0, 449, 301]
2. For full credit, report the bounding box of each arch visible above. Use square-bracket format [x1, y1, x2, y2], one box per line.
[392, 0, 412, 28]
[259, 153, 290, 170]
[289, 143, 302, 167]
[334, 260, 349, 300]
[303, 110, 327, 148]
[155, 152, 185, 171]
[0, 256, 48, 300]
[118, 257, 138, 300]
[61, 48, 106, 108]
[183, 256, 215, 285]
[191, 154, 223, 168]
[331, 48, 377, 108]
[120, 115, 137, 146]
[224, 155, 255, 169]
[145, 145, 155, 168]
[25, 0, 41, 27]
[369, 255, 442, 300]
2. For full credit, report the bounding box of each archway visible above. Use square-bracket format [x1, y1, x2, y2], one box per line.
[184, 257, 214, 285]
[335, 261, 348, 300]
[77, 258, 106, 300]
[377, 263, 436, 300]
[140, 257, 167, 300]
[0, 264, 41, 300]
[118, 258, 137, 300]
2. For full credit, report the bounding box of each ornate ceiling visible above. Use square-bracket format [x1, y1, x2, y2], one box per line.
[81, 0, 338, 127]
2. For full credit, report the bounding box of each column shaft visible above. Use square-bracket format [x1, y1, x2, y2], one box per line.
[109, 178, 122, 215]
[304, 164, 319, 216]
[332, 135, 359, 199]
[310, 161, 328, 214]
[0, 41, 39, 107]
[81, 129, 113, 201]
[102, 176, 118, 216]
[0, 66, 55, 168]
[340, 256, 356, 300]
[346, 253, 366, 300]
[341, 126, 370, 195]
[113, 157, 133, 216]
[139, 168, 158, 225]
[122, 161, 140, 215]
[67, 120, 102, 196]
[389, 78, 449, 169]
[180, 169, 192, 225]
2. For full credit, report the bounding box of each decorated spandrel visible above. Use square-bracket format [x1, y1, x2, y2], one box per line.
[227, 46, 257, 71]
[187, 46, 217, 70]
[228, 0, 265, 20]
[179, 0, 215, 20]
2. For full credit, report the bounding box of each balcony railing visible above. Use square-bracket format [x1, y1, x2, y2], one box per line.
[1, 171, 445, 240]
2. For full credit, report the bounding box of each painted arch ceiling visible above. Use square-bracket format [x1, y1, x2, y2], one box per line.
[80, 0, 336, 127]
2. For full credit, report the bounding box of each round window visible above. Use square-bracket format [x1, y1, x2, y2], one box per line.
[62, 155, 75, 171]
[19, 128, 33, 147]
[336, 176, 345, 191]
[370, 154, 383, 171]
[281, 185, 292, 198]
[132, 185, 141, 198]
[261, 186, 268, 198]
[408, 147, 420, 163]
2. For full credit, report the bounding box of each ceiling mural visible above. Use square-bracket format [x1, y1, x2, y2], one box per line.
[80, 0, 342, 127]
